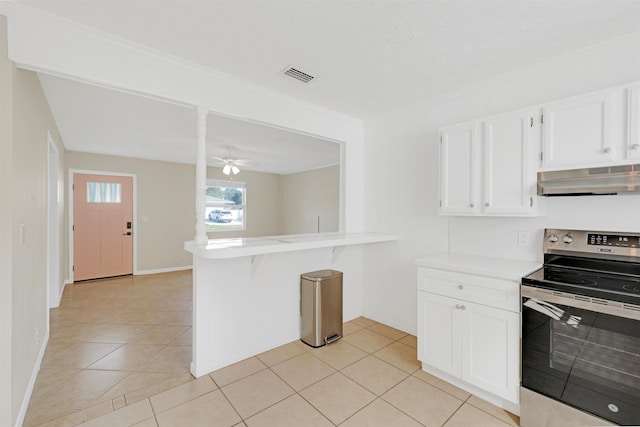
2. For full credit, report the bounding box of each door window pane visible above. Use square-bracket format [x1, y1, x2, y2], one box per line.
[87, 182, 122, 203]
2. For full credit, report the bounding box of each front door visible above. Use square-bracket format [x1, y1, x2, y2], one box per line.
[73, 173, 133, 281]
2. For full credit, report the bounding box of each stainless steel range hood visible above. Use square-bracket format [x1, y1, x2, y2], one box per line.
[537, 164, 640, 196]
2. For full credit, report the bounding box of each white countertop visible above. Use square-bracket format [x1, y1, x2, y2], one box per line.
[184, 232, 398, 259]
[415, 252, 541, 281]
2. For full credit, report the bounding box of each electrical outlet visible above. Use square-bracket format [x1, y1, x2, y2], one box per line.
[518, 231, 530, 246]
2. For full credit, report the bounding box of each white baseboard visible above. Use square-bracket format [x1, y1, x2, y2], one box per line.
[135, 265, 192, 276]
[362, 312, 416, 336]
[54, 280, 71, 307]
[14, 329, 49, 427]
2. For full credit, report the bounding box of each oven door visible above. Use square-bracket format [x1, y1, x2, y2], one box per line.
[521, 285, 640, 426]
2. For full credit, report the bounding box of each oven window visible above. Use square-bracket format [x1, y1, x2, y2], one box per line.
[522, 298, 640, 425]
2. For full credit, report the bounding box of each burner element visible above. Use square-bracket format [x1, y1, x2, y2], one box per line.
[544, 268, 598, 287]
[622, 284, 640, 294]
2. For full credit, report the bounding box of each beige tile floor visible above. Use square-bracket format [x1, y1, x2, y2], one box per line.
[24, 270, 520, 427]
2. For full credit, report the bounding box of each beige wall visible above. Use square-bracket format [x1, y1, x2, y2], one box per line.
[206, 167, 282, 239]
[280, 165, 340, 234]
[0, 16, 13, 427]
[65, 152, 284, 272]
[66, 152, 196, 273]
[7, 61, 66, 425]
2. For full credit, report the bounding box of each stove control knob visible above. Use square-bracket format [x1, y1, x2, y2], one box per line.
[563, 234, 573, 244]
[548, 234, 559, 243]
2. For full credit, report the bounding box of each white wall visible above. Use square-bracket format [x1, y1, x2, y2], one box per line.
[362, 31, 640, 334]
[0, 2, 366, 236]
[280, 165, 340, 234]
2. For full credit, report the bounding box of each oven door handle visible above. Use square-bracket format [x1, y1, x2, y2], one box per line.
[523, 298, 582, 327]
[523, 298, 562, 320]
[522, 285, 640, 321]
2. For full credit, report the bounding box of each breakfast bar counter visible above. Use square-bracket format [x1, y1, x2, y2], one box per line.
[184, 232, 397, 377]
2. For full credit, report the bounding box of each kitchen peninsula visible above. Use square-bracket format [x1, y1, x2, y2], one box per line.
[184, 232, 397, 377]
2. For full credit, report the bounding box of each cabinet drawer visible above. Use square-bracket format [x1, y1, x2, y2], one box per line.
[418, 268, 520, 312]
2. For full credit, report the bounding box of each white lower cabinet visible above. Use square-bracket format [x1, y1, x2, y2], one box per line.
[461, 300, 519, 403]
[417, 292, 461, 376]
[418, 291, 519, 404]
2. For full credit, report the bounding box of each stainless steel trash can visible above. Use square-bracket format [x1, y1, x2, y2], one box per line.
[300, 270, 343, 348]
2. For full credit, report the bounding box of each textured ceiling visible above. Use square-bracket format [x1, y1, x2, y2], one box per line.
[19, 0, 640, 173]
[38, 74, 340, 175]
[21, 0, 640, 118]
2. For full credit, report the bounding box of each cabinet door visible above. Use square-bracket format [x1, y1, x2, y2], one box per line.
[439, 122, 479, 214]
[628, 84, 640, 160]
[417, 292, 461, 377]
[483, 109, 536, 214]
[542, 89, 614, 168]
[461, 302, 520, 404]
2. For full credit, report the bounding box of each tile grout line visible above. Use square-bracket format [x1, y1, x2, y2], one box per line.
[33, 278, 517, 427]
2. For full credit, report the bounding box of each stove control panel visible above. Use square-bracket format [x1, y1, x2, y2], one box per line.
[544, 229, 640, 258]
[588, 233, 640, 248]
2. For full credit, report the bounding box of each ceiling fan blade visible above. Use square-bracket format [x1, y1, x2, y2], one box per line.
[209, 156, 228, 163]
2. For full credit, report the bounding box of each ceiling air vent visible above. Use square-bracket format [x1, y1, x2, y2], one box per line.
[283, 67, 315, 83]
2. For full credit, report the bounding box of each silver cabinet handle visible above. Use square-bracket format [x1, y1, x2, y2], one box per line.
[603, 147, 611, 153]
[470, 203, 475, 208]
[529, 196, 534, 207]
[631, 144, 640, 150]
[458, 284, 464, 290]
[455, 304, 466, 310]
[485, 202, 490, 207]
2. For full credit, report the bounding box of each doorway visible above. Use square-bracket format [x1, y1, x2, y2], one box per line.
[47, 134, 61, 306]
[71, 171, 135, 281]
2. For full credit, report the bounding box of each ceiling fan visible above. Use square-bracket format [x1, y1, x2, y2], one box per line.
[209, 146, 254, 175]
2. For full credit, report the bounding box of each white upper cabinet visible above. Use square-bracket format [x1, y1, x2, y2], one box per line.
[439, 110, 537, 216]
[483, 109, 537, 215]
[541, 88, 615, 168]
[438, 82, 639, 216]
[628, 83, 640, 160]
[439, 121, 479, 215]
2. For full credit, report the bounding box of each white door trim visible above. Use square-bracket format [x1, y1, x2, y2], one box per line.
[68, 169, 138, 282]
[47, 132, 60, 307]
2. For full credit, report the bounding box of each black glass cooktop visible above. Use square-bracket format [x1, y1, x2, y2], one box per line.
[522, 255, 640, 305]
[543, 266, 640, 292]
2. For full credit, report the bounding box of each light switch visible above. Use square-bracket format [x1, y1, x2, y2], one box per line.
[518, 231, 530, 246]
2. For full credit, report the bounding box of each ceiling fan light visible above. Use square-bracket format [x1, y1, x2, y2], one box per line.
[231, 166, 240, 175]
[223, 164, 231, 175]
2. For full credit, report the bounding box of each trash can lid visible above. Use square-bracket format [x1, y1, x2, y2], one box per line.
[301, 269, 343, 281]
